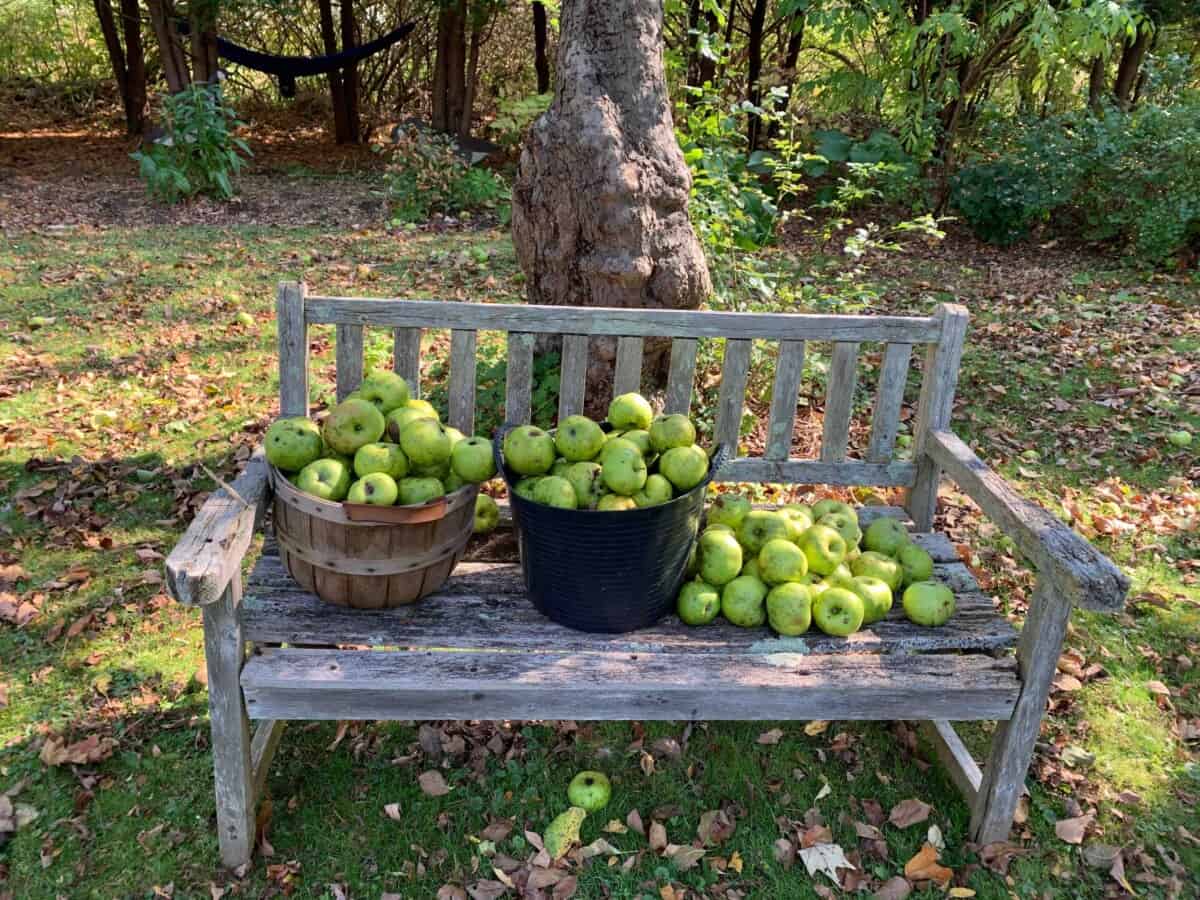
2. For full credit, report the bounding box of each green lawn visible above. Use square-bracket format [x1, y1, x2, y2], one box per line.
[1, 224, 1197, 899]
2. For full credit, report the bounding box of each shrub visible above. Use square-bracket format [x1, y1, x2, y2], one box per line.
[382, 126, 508, 224]
[131, 83, 250, 203]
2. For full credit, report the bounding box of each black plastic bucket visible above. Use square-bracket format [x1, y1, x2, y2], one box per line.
[493, 423, 730, 633]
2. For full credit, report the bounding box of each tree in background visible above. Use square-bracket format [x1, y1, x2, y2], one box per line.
[92, 0, 147, 133]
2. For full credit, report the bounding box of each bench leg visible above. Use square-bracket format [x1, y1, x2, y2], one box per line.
[971, 580, 1069, 844]
[203, 578, 255, 870]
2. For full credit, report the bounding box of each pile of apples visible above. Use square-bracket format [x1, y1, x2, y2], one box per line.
[677, 497, 956, 636]
[502, 392, 710, 510]
[264, 370, 501, 532]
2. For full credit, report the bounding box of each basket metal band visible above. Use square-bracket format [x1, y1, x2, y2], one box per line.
[273, 527, 471, 577]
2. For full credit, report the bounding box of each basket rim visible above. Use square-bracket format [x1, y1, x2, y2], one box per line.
[269, 463, 476, 525]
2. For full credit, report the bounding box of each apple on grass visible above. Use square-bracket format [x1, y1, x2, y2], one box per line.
[796, 523, 848, 576]
[708, 493, 751, 529]
[355, 370, 410, 415]
[397, 476, 443, 506]
[902, 581, 956, 626]
[474, 494, 500, 534]
[758, 538, 808, 584]
[354, 442, 408, 479]
[848, 575, 893, 625]
[347, 472, 399, 506]
[812, 587, 865, 637]
[850, 550, 904, 592]
[567, 771, 612, 812]
[863, 516, 910, 556]
[601, 442, 647, 496]
[296, 458, 352, 502]
[608, 392, 654, 431]
[533, 476, 578, 509]
[555, 415, 606, 461]
[565, 462, 603, 508]
[897, 543, 934, 585]
[737, 510, 791, 555]
[322, 399, 386, 456]
[659, 444, 708, 492]
[649, 413, 696, 452]
[633, 474, 673, 507]
[721, 575, 768, 627]
[504, 425, 557, 476]
[698, 529, 743, 586]
[451, 436, 497, 483]
[677, 580, 721, 625]
[766, 583, 813, 636]
[265, 417, 323, 472]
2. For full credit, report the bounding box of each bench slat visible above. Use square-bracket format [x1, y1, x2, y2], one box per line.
[393, 327, 422, 399]
[449, 329, 477, 434]
[715, 339, 752, 452]
[765, 340, 805, 460]
[276, 282, 308, 417]
[242, 647, 1018, 722]
[867, 342, 913, 463]
[820, 341, 859, 462]
[665, 338, 698, 415]
[335, 324, 364, 402]
[613, 336, 644, 397]
[505, 332, 534, 425]
[305, 297, 943, 343]
[558, 334, 589, 420]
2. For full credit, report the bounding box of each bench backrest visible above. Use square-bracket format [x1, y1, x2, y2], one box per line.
[276, 282, 968, 489]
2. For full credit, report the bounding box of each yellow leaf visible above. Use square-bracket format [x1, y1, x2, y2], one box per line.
[804, 720, 829, 736]
[729, 850, 743, 874]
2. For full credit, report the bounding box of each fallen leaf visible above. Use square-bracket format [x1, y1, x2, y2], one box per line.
[903, 843, 952, 887]
[804, 720, 829, 736]
[480, 819, 512, 842]
[948, 889, 976, 898]
[383, 803, 402, 822]
[466, 880, 506, 900]
[418, 770, 452, 797]
[773, 838, 796, 869]
[1082, 843, 1120, 868]
[578, 837, 619, 859]
[665, 843, 705, 871]
[888, 798, 931, 828]
[927, 824, 944, 852]
[1110, 851, 1134, 894]
[551, 875, 578, 899]
[649, 820, 667, 852]
[1055, 813, 1094, 845]
[757, 728, 784, 745]
[814, 780, 832, 802]
[853, 821, 883, 841]
[626, 808, 644, 836]
[729, 849, 743, 873]
[697, 809, 735, 846]
[798, 842, 854, 884]
[640, 750, 655, 776]
[437, 886, 468, 900]
[873, 876, 912, 900]
[979, 841, 1029, 875]
[40, 734, 117, 767]
[602, 819, 627, 834]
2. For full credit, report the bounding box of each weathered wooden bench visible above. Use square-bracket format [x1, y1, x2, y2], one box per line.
[165, 281, 1128, 869]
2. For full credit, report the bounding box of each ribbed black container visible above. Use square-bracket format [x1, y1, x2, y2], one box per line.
[493, 424, 730, 633]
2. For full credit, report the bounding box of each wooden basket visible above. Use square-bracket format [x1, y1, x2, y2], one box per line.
[269, 466, 477, 609]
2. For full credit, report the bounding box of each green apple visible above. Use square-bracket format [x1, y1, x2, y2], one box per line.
[721, 575, 768, 627]
[649, 414, 696, 452]
[812, 587, 865, 637]
[737, 510, 791, 555]
[565, 461, 604, 508]
[708, 493, 751, 530]
[567, 770, 612, 812]
[296, 458, 351, 502]
[412, 459, 451, 480]
[706, 523, 734, 534]
[596, 493, 637, 511]
[451, 436, 497, 483]
[347, 472, 399, 506]
[818, 511, 862, 548]
[405, 398, 440, 421]
[766, 583, 813, 636]
[354, 442, 409, 479]
[356, 370, 410, 415]
[796, 524, 847, 576]
[555, 415, 606, 461]
[599, 436, 639, 463]
[863, 517, 910, 557]
[699, 529, 743, 586]
[659, 444, 708, 492]
[741, 557, 762, 580]
[443, 426, 466, 447]
[474, 493, 500, 534]
[812, 499, 856, 521]
[385, 406, 436, 442]
[513, 476, 543, 500]
[602, 429, 625, 446]
[503, 425, 557, 476]
[322, 398, 386, 456]
[608, 392, 653, 431]
[533, 476, 578, 509]
[265, 416, 323, 472]
[399, 418, 452, 469]
[550, 458, 572, 478]
[1167, 430, 1192, 448]
[850, 550, 903, 592]
[758, 538, 809, 585]
[397, 476, 443, 505]
[443, 470, 466, 492]
[678, 580, 722, 625]
[633, 473, 673, 507]
[319, 443, 354, 467]
[823, 563, 855, 589]
[621, 429, 653, 457]
[848, 575, 893, 625]
[778, 504, 815, 541]
[902, 581, 956, 626]
[897, 543, 934, 586]
[601, 442, 648, 496]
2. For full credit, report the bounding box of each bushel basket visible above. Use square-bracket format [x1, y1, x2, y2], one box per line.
[494, 424, 730, 633]
[269, 466, 477, 609]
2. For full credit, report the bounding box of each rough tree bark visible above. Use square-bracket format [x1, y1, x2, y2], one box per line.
[532, 1, 550, 93]
[94, 0, 147, 134]
[340, 0, 361, 142]
[432, 0, 467, 134]
[146, 0, 192, 93]
[1113, 28, 1150, 108]
[512, 0, 711, 404]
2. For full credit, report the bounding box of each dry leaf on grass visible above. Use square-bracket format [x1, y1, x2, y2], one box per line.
[1054, 813, 1094, 845]
[804, 720, 829, 736]
[873, 876, 912, 899]
[774, 838, 796, 869]
[480, 819, 512, 842]
[757, 728, 784, 745]
[40, 734, 117, 767]
[697, 809, 735, 846]
[436, 888, 468, 900]
[626, 808, 645, 836]
[665, 844, 706, 871]
[383, 803, 402, 822]
[418, 770, 452, 797]
[578, 837, 619, 859]
[798, 842, 854, 884]
[649, 821, 668, 852]
[903, 843, 952, 887]
[466, 880, 506, 900]
[888, 798, 931, 828]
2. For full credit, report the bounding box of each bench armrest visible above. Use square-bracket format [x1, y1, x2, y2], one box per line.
[165, 447, 271, 606]
[925, 430, 1129, 613]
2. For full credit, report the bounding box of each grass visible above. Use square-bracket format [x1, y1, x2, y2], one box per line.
[1, 222, 1197, 899]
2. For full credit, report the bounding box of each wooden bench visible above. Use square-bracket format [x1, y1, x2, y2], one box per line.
[165, 281, 1129, 869]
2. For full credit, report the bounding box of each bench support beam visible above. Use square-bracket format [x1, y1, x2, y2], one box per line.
[920, 719, 981, 808]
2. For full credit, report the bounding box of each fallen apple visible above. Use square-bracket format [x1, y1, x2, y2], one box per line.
[474, 493, 500, 534]
[766, 582, 813, 636]
[400, 419, 452, 469]
[596, 493, 637, 511]
[396, 476, 443, 505]
[850, 550, 903, 591]
[811, 499, 856, 521]
[848, 575, 893, 625]
[565, 461, 604, 508]
[863, 517, 910, 556]
[649, 413, 696, 452]
[902, 581, 956, 626]
[708, 493, 751, 529]
[678, 579, 722, 625]
[533, 475, 579, 509]
[699, 529, 743, 586]
[567, 770, 612, 812]
[354, 442, 409, 479]
[897, 543, 934, 586]
[758, 538, 808, 584]
[818, 510, 862, 548]
[355, 370, 410, 415]
[812, 587, 865, 637]
[633, 473, 673, 507]
[659, 444, 708, 492]
[385, 406, 436, 441]
[721, 575, 768, 627]
[601, 442, 648, 495]
[737, 510, 791, 555]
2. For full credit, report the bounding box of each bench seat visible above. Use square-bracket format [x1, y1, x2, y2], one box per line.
[239, 514, 1020, 723]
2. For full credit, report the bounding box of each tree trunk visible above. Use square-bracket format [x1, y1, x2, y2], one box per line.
[120, 0, 146, 132]
[318, 0, 350, 142]
[94, 0, 133, 129]
[461, 16, 482, 137]
[1087, 54, 1106, 111]
[1113, 28, 1150, 108]
[340, 0, 361, 143]
[189, 3, 219, 84]
[745, 0, 768, 149]
[512, 0, 711, 403]
[533, 1, 550, 93]
[685, 0, 719, 96]
[767, 11, 805, 141]
[146, 0, 191, 93]
[432, 0, 467, 134]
